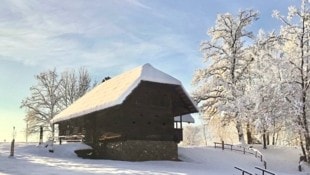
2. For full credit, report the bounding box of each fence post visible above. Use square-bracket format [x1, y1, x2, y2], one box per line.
[264, 161, 267, 169]
[299, 161, 302, 172]
[9, 139, 15, 157]
[39, 126, 43, 145]
[9, 126, 16, 157]
[222, 141, 224, 150]
[243, 147, 246, 154]
[214, 142, 216, 149]
[255, 151, 257, 157]
[231, 145, 233, 151]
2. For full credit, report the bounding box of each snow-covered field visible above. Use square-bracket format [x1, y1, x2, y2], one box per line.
[0, 142, 308, 175]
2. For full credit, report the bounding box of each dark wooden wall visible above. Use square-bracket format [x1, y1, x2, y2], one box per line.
[118, 81, 175, 141]
[58, 81, 189, 145]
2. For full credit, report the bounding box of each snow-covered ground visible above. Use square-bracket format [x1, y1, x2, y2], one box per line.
[0, 142, 308, 175]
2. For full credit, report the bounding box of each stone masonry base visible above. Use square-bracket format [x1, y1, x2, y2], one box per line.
[99, 140, 178, 161]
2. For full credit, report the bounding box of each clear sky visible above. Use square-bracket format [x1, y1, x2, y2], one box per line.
[0, 0, 297, 142]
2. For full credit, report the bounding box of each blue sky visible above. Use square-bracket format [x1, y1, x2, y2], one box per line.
[0, 0, 297, 141]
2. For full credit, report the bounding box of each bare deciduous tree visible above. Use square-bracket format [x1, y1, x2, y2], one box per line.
[21, 69, 62, 135]
[59, 67, 91, 108]
[21, 67, 93, 136]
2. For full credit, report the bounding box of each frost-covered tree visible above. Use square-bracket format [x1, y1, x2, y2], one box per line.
[243, 30, 287, 149]
[193, 9, 259, 144]
[250, 68, 284, 149]
[21, 68, 93, 136]
[273, 0, 310, 161]
[182, 125, 203, 146]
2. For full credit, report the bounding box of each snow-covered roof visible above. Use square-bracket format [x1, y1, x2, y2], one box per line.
[52, 63, 197, 123]
[174, 114, 195, 123]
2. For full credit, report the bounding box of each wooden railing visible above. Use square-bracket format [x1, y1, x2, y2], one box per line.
[214, 141, 264, 162]
[234, 166, 276, 175]
[58, 135, 84, 144]
[234, 167, 253, 175]
[255, 167, 276, 175]
[214, 141, 261, 156]
[214, 141, 271, 172]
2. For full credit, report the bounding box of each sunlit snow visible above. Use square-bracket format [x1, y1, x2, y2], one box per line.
[0, 142, 308, 175]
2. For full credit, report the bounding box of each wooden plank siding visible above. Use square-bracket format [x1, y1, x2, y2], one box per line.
[57, 81, 193, 160]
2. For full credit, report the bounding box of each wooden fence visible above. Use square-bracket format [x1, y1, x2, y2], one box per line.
[214, 141, 275, 175]
[234, 166, 276, 175]
[255, 167, 276, 175]
[234, 167, 253, 175]
[214, 141, 264, 163]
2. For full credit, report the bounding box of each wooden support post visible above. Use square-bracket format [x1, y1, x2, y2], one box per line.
[221, 141, 224, 150]
[180, 115, 183, 129]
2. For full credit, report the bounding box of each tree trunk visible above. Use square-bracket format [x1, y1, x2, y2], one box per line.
[272, 120, 276, 145]
[49, 124, 55, 153]
[301, 90, 310, 162]
[305, 134, 310, 162]
[236, 120, 245, 145]
[267, 132, 270, 145]
[300, 134, 307, 161]
[302, 113, 310, 162]
[262, 130, 267, 149]
[202, 124, 208, 146]
[246, 123, 253, 144]
[272, 132, 276, 145]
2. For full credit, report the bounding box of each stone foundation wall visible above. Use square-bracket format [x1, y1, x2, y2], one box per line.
[100, 140, 178, 161]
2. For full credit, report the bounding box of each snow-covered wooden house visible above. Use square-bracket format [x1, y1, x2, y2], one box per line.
[51, 63, 198, 161]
